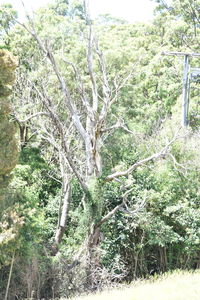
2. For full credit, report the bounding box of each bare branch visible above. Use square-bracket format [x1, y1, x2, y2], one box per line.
[110, 66, 135, 105]
[12, 112, 49, 123]
[62, 58, 93, 119]
[100, 120, 122, 133]
[44, 42, 89, 142]
[96, 203, 124, 227]
[122, 197, 146, 216]
[97, 43, 111, 122]
[106, 133, 179, 182]
[34, 86, 88, 193]
[96, 187, 145, 227]
[167, 152, 195, 172]
[16, 16, 89, 144]
[87, 27, 98, 112]
[83, 0, 99, 113]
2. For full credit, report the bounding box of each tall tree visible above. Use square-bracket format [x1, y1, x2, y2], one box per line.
[1, 1, 200, 297]
[0, 49, 18, 207]
[13, 0, 179, 262]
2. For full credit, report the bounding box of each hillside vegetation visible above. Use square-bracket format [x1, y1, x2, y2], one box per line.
[0, 0, 200, 299]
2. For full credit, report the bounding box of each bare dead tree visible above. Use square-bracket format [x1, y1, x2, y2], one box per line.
[12, 1, 182, 262]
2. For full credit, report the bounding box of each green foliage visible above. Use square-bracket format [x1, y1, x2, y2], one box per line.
[100, 136, 200, 277]
[19, 147, 47, 170]
[0, 49, 18, 210]
[0, 0, 200, 297]
[0, 4, 17, 49]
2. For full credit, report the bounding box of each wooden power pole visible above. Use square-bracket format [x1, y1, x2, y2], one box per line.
[162, 51, 200, 127]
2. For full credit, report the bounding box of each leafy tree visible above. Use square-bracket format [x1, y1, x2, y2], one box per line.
[0, 0, 200, 297]
[0, 4, 17, 49]
[0, 49, 19, 299]
[0, 49, 18, 207]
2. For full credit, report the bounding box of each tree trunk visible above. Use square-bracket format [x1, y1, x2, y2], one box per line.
[86, 114, 102, 178]
[55, 182, 71, 246]
[4, 252, 15, 300]
[19, 124, 29, 149]
[85, 224, 102, 289]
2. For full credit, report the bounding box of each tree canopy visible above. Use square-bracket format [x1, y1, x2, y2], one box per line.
[0, 0, 200, 299]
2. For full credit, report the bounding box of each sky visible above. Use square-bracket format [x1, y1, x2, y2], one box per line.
[1, 0, 157, 23]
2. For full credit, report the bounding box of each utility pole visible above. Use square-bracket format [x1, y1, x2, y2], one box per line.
[162, 51, 200, 127]
[182, 54, 189, 127]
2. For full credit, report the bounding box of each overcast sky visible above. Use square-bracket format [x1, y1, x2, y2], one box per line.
[2, 0, 157, 23]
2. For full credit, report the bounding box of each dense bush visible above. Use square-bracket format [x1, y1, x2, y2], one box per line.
[0, 0, 200, 299]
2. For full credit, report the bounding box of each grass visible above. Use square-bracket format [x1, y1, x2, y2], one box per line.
[67, 269, 200, 300]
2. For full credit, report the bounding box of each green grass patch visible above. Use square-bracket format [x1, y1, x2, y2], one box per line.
[67, 270, 200, 300]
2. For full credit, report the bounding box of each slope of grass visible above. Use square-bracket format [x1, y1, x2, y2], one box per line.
[67, 270, 200, 300]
